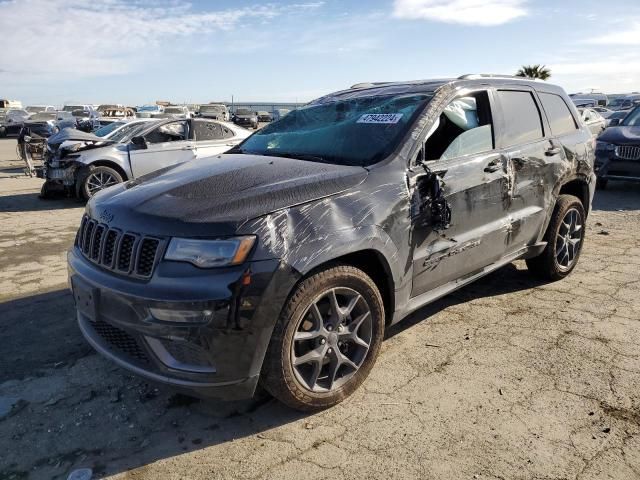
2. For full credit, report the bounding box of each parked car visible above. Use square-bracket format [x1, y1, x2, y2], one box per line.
[232, 108, 258, 129]
[570, 92, 608, 107]
[198, 104, 229, 121]
[578, 108, 606, 135]
[41, 119, 250, 199]
[0, 99, 23, 109]
[21, 111, 76, 136]
[595, 105, 640, 189]
[64, 105, 99, 131]
[592, 106, 613, 118]
[135, 105, 164, 118]
[0, 108, 31, 136]
[160, 105, 192, 119]
[68, 75, 595, 411]
[256, 111, 272, 122]
[608, 94, 640, 111]
[26, 105, 57, 114]
[272, 108, 291, 121]
[606, 110, 630, 127]
[97, 107, 136, 126]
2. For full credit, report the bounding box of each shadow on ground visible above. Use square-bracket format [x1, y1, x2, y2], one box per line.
[592, 181, 640, 212]
[0, 191, 82, 213]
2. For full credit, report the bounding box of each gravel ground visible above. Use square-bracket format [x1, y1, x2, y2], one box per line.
[1, 137, 639, 480]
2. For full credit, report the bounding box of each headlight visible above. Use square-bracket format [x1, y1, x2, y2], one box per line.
[596, 141, 615, 151]
[164, 236, 256, 268]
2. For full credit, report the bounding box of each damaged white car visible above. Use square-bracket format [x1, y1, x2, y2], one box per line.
[39, 118, 251, 199]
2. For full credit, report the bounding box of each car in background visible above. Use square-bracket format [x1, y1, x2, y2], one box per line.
[606, 110, 630, 127]
[136, 105, 165, 118]
[595, 105, 640, 189]
[578, 108, 606, 136]
[41, 118, 250, 199]
[232, 108, 258, 129]
[64, 105, 99, 131]
[607, 95, 640, 111]
[0, 99, 23, 109]
[256, 111, 272, 122]
[592, 106, 613, 118]
[272, 108, 291, 121]
[570, 92, 608, 107]
[199, 104, 229, 121]
[97, 107, 136, 126]
[21, 111, 76, 137]
[26, 105, 57, 114]
[160, 105, 192, 119]
[0, 108, 31, 136]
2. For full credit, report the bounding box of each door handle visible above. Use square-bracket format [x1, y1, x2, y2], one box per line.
[545, 147, 561, 156]
[484, 160, 501, 173]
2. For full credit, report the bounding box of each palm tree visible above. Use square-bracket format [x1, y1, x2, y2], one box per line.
[515, 64, 551, 80]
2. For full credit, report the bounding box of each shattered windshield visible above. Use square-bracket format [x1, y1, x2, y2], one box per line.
[94, 122, 125, 137]
[235, 93, 432, 166]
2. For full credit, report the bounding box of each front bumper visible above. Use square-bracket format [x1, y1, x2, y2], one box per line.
[68, 247, 299, 400]
[596, 149, 640, 182]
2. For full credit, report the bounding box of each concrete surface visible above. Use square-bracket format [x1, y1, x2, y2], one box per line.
[1, 137, 639, 480]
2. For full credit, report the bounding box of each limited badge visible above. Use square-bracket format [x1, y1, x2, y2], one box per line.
[357, 113, 404, 124]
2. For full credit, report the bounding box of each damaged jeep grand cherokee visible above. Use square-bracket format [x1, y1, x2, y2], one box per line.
[69, 76, 595, 411]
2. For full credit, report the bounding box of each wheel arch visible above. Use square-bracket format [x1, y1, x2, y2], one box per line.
[558, 177, 591, 214]
[87, 160, 129, 181]
[299, 249, 396, 326]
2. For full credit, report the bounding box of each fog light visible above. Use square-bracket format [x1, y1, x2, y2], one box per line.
[148, 308, 213, 324]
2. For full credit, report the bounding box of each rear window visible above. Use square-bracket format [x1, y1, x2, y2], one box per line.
[539, 93, 577, 136]
[496, 90, 544, 147]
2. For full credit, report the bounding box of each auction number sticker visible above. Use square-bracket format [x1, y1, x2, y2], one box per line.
[357, 113, 404, 124]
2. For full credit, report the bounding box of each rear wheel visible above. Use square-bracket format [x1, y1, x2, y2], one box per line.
[526, 194, 586, 281]
[261, 265, 384, 411]
[79, 165, 123, 200]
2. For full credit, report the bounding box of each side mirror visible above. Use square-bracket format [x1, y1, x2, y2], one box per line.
[609, 118, 620, 127]
[130, 135, 147, 149]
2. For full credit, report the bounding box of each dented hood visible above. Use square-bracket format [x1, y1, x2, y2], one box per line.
[87, 154, 368, 236]
[47, 128, 113, 147]
[598, 126, 640, 146]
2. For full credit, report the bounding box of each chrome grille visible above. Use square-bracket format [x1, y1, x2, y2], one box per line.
[615, 145, 640, 160]
[76, 215, 163, 279]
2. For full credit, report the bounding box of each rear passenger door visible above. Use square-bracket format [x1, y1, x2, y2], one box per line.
[193, 119, 238, 158]
[494, 89, 557, 253]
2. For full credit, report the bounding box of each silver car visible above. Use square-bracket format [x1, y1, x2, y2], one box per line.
[40, 118, 251, 199]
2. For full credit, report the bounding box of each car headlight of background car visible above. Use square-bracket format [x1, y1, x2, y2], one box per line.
[596, 141, 615, 152]
[164, 236, 256, 268]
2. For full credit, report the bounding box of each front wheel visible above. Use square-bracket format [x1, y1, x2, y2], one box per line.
[526, 194, 586, 281]
[261, 265, 385, 411]
[79, 165, 123, 200]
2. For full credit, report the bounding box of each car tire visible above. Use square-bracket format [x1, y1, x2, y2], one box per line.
[261, 264, 385, 411]
[596, 178, 608, 190]
[526, 194, 586, 281]
[79, 165, 124, 200]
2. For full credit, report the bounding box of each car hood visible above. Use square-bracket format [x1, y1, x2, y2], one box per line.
[48, 128, 112, 146]
[87, 154, 368, 237]
[599, 126, 640, 145]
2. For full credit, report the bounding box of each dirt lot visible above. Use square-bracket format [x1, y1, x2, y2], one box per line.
[1, 136, 640, 480]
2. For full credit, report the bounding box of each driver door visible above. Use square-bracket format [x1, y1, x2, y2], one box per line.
[129, 120, 195, 178]
[409, 89, 513, 297]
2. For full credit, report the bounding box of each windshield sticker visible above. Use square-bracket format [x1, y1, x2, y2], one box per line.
[357, 113, 404, 124]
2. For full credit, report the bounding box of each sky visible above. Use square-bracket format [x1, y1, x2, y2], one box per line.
[2, 0, 640, 106]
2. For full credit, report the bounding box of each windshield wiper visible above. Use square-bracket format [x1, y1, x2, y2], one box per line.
[265, 151, 328, 163]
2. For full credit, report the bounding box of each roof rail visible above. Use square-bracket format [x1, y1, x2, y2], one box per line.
[458, 73, 528, 80]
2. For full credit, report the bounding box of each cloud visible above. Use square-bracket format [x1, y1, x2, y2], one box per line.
[0, 0, 322, 78]
[585, 22, 640, 46]
[393, 0, 528, 26]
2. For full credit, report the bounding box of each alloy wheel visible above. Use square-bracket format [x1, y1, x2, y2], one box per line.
[555, 207, 583, 271]
[86, 171, 119, 196]
[291, 287, 373, 393]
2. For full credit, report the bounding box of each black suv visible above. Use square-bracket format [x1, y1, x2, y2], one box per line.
[69, 75, 595, 411]
[595, 105, 640, 189]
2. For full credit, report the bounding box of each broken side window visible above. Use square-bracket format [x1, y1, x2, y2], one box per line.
[424, 91, 494, 161]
